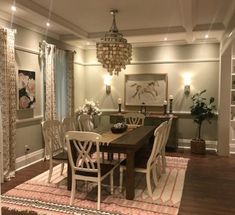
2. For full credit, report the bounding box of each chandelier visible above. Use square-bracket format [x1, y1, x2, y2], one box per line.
[96, 9, 132, 76]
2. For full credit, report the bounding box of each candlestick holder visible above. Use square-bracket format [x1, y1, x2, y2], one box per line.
[169, 99, 173, 114]
[118, 103, 122, 113]
[163, 104, 167, 115]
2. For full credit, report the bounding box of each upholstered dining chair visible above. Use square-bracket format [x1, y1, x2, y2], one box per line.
[65, 131, 117, 210]
[62, 116, 77, 133]
[41, 120, 67, 183]
[123, 112, 145, 127]
[161, 117, 173, 173]
[119, 120, 168, 198]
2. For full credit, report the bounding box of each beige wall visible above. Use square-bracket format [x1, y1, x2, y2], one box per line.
[1, 20, 84, 159]
[81, 44, 219, 141]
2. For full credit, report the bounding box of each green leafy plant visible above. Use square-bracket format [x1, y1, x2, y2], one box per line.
[190, 90, 216, 139]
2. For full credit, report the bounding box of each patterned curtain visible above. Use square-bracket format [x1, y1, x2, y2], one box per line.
[66, 51, 75, 116]
[0, 28, 16, 181]
[39, 41, 57, 121]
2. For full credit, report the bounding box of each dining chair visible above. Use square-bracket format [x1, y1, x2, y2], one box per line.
[65, 131, 117, 210]
[161, 117, 173, 173]
[119, 120, 168, 198]
[123, 112, 145, 127]
[62, 116, 77, 133]
[41, 120, 67, 183]
[78, 114, 94, 131]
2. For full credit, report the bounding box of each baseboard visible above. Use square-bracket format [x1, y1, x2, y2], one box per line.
[15, 148, 45, 171]
[178, 138, 217, 151]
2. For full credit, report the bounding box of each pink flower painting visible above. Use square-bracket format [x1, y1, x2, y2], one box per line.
[18, 70, 36, 109]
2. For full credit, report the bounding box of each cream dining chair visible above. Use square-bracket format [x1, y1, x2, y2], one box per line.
[123, 112, 145, 127]
[119, 120, 168, 197]
[62, 116, 77, 133]
[65, 131, 117, 210]
[161, 117, 173, 173]
[41, 120, 67, 183]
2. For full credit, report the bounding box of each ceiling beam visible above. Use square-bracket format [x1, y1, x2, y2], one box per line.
[179, 0, 193, 43]
[15, 0, 88, 39]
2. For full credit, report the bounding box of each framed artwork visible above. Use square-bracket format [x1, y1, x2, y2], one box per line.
[18, 70, 36, 109]
[125, 73, 167, 106]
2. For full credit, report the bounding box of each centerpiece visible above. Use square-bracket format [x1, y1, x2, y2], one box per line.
[111, 122, 127, 133]
[75, 99, 102, 129]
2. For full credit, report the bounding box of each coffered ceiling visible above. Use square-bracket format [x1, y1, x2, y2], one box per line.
[0, 0, 235, 49]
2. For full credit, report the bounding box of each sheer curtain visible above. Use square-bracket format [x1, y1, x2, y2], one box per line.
[0, 28, 17, 181]
[55, 49, 67, 120]
[39, 42, 75, 121]
[39, 41, 57, 121]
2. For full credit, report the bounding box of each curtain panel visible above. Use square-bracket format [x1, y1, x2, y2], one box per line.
[0, 28, 17, 181]
[39, 41, 57, 121]
[66, 51, 75, 117]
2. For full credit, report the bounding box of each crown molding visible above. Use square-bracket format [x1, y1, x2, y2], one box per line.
[16, 0, 88, 39]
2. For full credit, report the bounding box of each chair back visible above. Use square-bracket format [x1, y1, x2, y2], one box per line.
[78, 115, 94, 131]
[41, 120, 65, 157]
[65, 131, 102, 175]
[62, 117, 77, 133]
[147, 121, 168, 167]
[163, 117, 173, 147]
[123, 113, 145, 126]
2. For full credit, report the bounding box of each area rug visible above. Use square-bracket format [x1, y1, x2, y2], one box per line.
[1, 156, 189, 215]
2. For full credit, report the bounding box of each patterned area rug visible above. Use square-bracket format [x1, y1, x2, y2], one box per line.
[1, 156, 189, 215]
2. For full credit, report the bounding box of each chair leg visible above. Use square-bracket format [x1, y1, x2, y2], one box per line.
[152, 167, 158, 187]
[97, 181, 101, 210]
[70, 178, 76, 205]
[60, 163, 65, 175]
[161, 150, 166, 174]
[146, 170, 153, 198]
[48, 159, 53, 183]
[119, 166, 124, 192]
[110, 171, 114, 194]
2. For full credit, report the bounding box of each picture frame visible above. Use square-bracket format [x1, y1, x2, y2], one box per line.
[125, 73, 168, 106]
[18, 70, 36, 110]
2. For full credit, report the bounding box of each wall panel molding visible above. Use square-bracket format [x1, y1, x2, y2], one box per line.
[81, 58, 219, 67]
[15, 45, 39, 55]
[16, 115, 43, 128]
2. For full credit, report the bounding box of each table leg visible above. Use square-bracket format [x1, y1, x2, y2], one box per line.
[67, 162, 72, 190]
[125, 151, 135, 200]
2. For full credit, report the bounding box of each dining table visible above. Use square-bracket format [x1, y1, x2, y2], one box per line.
[67, 125, 156, 200]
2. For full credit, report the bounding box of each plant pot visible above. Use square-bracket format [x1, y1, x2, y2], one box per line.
[190, 138, 206, 154]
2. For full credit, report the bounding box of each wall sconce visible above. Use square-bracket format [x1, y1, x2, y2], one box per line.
[104, 74, 112, 94]
[183, 74, 191, 95]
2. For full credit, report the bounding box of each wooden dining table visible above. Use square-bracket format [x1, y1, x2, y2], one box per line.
[67, 125, 156, 200]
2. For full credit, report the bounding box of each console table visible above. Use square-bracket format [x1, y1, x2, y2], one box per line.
[110, 113, 178, 151]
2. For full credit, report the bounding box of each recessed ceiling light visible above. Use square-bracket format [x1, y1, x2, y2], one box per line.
[11, 5, 16, 11]
[46, 22, 50, 27]
[205, 34, 209, 38]
[164, 37, 167, 41]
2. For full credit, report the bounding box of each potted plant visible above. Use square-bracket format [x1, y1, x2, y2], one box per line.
[190, 90, 216, 154]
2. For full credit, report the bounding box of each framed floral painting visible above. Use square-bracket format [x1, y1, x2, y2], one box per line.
[18, 70, 36, 109]
[125, 73, 168, 106]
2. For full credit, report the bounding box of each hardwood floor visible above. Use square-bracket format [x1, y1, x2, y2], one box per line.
[1, 150, 235, 215]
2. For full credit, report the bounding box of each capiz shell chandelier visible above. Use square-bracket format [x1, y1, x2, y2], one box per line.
[96, 9, 132, 76]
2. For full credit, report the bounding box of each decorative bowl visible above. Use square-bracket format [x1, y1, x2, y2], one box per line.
[111, 124, 127, 133]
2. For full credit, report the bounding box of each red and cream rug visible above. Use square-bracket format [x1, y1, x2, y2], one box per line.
[1, 156, 189, 215]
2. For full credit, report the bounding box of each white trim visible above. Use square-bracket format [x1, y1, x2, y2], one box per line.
[16, 115, 43, 127]
[15, 45, 39, 55]
[81, 58, 219, 67]
[178, 138, 217, 151]
[16, 148, 45, 171]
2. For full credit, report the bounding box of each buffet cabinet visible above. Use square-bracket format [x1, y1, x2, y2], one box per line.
[110, 113, 178, 151]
